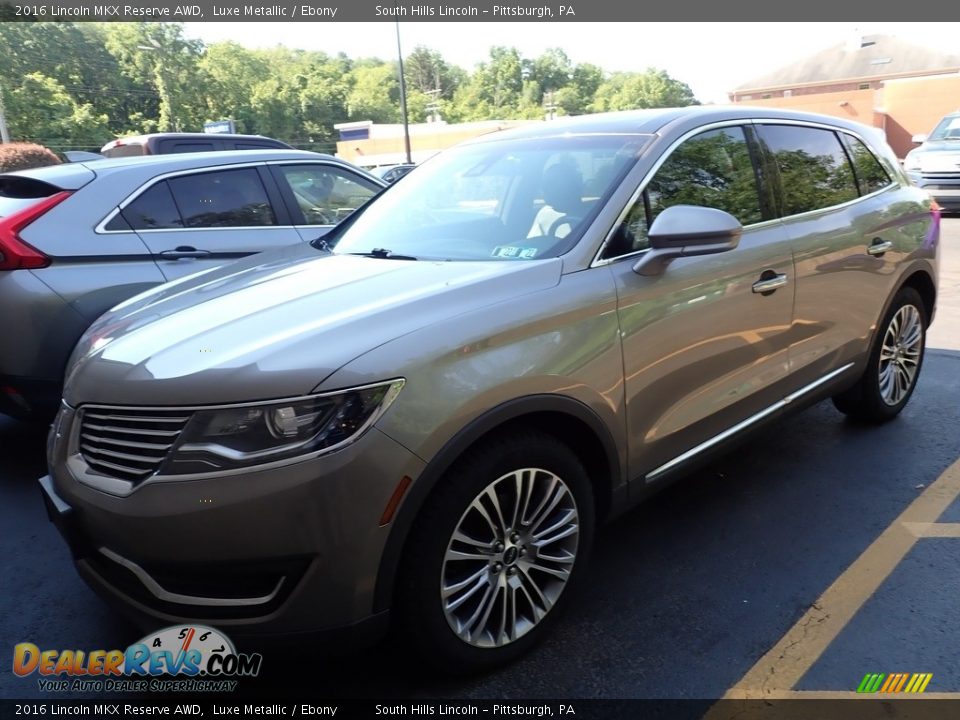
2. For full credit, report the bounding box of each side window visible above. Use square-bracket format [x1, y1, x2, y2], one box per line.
[275, 164, 380, 225]
[161, 142, 217, 154]
[842, 135, 892, 196]
[602, 126, 761, 259]
[119, 182, 183, 230]
[167, 168, 276, 228]
[758, 125, 859, 216]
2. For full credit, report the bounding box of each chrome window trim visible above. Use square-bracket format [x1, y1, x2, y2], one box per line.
[97, 548, 285, 607]
[644, 362, 855, 483]
[94, 159, 352, 235]
[591, 117, 899, 268]
[116, 225, 299, 235]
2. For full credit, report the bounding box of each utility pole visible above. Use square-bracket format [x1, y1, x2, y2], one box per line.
[543, 90, 558, 121]
[394, 21, 412, 165]
[425, 88, 442, 123]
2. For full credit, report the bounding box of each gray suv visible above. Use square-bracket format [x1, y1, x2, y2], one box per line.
[0, 150, 383, 419]
[41, 107, 939, 672]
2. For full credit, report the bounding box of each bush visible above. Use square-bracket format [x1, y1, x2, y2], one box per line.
[0, 143, 62, 173]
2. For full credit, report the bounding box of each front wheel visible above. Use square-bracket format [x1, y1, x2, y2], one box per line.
[833, 286, 927, 422]
[395, 431, 594, 673]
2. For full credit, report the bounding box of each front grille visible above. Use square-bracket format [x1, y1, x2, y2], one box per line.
[920, 171, 960, 181]
[79, 407, 192, 481]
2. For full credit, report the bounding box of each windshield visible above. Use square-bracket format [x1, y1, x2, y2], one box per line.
[928, 115, 960, 141]
[332, 133, 650, 261]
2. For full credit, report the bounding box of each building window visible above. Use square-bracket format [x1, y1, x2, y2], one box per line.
[762, 93, 772, 99]
[858, 83, 870, 90]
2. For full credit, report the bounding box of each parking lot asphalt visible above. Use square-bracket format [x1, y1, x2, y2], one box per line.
[2, 220, 959, 703]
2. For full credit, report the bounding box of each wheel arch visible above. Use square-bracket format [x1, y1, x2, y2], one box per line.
[899, 267, 937, 325]
[372, 394, 623, 612]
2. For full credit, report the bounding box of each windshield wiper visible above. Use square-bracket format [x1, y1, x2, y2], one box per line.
[347, 248, 418, 261]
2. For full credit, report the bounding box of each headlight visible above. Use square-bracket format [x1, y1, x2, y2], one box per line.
[903, 153, 922, 172]
[163, 380, 404, 475]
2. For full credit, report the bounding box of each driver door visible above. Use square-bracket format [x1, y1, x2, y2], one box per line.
[603, 124, 796, 483]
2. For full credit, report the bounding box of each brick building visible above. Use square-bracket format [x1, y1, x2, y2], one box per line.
[730, 34, 960, 158]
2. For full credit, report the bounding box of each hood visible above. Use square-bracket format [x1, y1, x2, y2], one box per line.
[910, 142, 960, 171]
[64, 243, 562, 406]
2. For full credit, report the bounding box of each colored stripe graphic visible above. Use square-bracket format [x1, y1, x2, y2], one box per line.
[857, 672, 932, 693]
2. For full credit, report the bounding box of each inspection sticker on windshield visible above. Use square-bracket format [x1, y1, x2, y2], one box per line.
[492, 246, 538, 259]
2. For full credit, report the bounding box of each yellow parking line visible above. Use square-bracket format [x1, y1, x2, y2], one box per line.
[903, 522, 960, 537]
[714, 457, 960, 701]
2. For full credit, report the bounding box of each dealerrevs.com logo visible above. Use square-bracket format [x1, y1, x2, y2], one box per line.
[13, 625, 262, 693]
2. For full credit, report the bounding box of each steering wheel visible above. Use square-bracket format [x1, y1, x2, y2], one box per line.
[547, 214, 584, 239]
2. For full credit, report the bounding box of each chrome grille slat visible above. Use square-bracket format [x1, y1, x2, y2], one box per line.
[81, 444, 168, 464]
[84, 412, 191, 423]
[79, 406, 193, 483]
[86, 457, 154, 478]
[83, 422, 182, 437]
[80, 433, 174, 451]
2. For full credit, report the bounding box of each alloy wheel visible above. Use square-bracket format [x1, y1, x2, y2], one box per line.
[878, 304, 923, 406]
[440, 467, 580, 648]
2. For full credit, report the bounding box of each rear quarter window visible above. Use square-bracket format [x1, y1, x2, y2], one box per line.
[841, 135, 892, 195]
[119, 181, 183, 230]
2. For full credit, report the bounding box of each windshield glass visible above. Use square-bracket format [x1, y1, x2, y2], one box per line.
[928, 115, 960, 141]
[332, 133, 650, 261]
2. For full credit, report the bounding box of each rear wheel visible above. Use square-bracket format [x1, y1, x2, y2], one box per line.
[832, 287, 926, 422]
[395, 431, 594, 673]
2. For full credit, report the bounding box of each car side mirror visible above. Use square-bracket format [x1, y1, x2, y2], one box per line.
[633, 205, 743, 276]
[911, 133, 928, 145]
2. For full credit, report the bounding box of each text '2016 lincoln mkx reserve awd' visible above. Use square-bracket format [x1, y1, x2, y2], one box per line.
[40, 106, 939, 673]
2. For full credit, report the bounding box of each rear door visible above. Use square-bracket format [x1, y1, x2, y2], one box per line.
[119, 165, 302, 280]
[756, 122, 900, 387]
[267, 162, 383, 241]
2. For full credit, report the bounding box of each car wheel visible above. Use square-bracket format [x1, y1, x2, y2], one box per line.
[832, 287, 926, 422]
[395, 430, 594, 673]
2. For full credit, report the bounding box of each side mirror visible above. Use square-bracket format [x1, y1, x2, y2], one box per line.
[633, 205, 743, 276]
[911, 133, 928, 145]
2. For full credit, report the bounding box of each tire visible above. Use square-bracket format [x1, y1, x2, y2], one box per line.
[394, 430, 595, 674]
[832, 286, 927, 422]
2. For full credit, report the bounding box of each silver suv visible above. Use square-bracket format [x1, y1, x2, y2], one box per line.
[41, 107, 939, 672]
[0, 150, 383, 420]
[904, 111, 960, 211]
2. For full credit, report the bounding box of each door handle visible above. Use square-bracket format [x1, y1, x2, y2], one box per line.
[752, 271, 788, 295]
[867, 238, 893, 257]
[159, 246, 211, 260]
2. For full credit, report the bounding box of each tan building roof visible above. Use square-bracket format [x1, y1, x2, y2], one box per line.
[735, 34, 960, 93]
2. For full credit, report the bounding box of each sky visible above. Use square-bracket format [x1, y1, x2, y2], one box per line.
[182, 22, 960, 104]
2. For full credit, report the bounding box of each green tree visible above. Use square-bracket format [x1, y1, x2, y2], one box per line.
[346, 63, 400, 123]
[101, 22, 206, 132]
[5, 73, 109, 149]
[591, 68, 699, 112]
[198, 41, 269, 134]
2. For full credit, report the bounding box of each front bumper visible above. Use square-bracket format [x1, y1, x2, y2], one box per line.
[42, 417, 425, 640]
[907, 172, 960, 210]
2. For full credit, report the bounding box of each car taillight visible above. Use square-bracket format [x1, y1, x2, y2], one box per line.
[0, 191, 72, 270]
